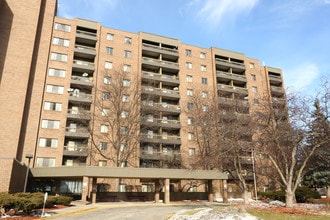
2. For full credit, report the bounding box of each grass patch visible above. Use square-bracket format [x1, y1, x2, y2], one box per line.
[247, 209, 329, 220]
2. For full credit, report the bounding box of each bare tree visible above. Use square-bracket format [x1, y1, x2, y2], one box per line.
[89, 66, 141, 169]
[253, 80, 330, 207]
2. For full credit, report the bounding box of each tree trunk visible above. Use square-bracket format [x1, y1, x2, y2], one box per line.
[327, 186, 330, 198]
[285, 190, 295, 207]
[243, 190, 250, 204]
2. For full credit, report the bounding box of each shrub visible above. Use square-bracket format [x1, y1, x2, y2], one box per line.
[55, 196, 73, 206]
[295, 187, 320, 203]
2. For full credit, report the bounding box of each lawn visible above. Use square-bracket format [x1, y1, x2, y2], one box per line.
[247, 209, 329, 220]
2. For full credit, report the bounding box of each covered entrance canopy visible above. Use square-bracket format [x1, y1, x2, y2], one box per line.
[31, 166, 228, 204]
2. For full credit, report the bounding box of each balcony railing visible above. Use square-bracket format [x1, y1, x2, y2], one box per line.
[76, 30, 97, 42]
[63, 144, 88, 156]
[74, 45, 96, 58]
[65, 127, 90, 138]
[71, 75, 93, 88]
[142, 86, 180, 99]
[218, 97, 249, 107]
[142, 71, 179, 84]
[142, 118, 180, 129]
[142, 43, 179, 55]
[217, 84, 248, 95]
[67, 109, 91, 120]
[140, 150, 181, 160]
[142, 57, 179, 69]
[141, 101, 181, 113]
[217, 71, 247, 83]
[72, 59, 95, 72]
[68, 92, 92, 103]
[140, 133, 181, 144]
[270, 86, 285, 96]
[215, 58, 245, 69]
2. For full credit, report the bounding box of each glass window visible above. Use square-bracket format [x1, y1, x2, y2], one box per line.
[125, 37, 132, 44]
[105, 61, 113, 69]
[187, 117, 194, 125]
[98, 160, 107, 167]
[188, 132, 194, 140]
[100, 125, 109, 133]
[124, 50, 131, 58]
[120, 126, 128, 134]
[200, 52, 206, 59]
[187, 89, 193, 96]
[185, 49, 192, 56]
[48, 68, 65, 77]
[102, 92, 110, 100]
[253, 98, 259, 105]
[103, 76, 111, 84]
[121, 110, 129, 118]
[36, 158, 55, 167]
[189, 148, 195, 156]
[201, 91, 208, 98]
[251, 74, 256, 81]
[201, 77, 208, 85]
[186, 62, 192, 69]
[102, 108, 110, 116]
[107, 33, 114, 40]
[249, 63, 255, 68]
[187, 103, 194, 110]
[123, 79, 130, 87]
[201, 65, 207, 72]
[44, 101, 62, 111]
[41, 119, 60, 129]
[202, 105, 208, 112]
[186, 75, 193, 82]
[106, 47, 113, 55]
[50, 52, 67, 62]
[46, 84, 64, 94]
[252, 86, 258, 93]
[39, 138, 58, 148]
[54, 22, 71, 32]
[52, 37, 69, 46]
[99, 142, 108, 150]
[122, 94, 130, 102]
[123, 64, 131, 72]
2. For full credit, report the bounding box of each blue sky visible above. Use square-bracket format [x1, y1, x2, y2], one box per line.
[58, 0, 330, 96]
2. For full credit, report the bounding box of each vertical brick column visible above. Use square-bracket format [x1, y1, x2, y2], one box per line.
[81, 176, 89, 205]
[91, 177, 97, 204]
[208, 180, 213, 202]
[154, 180, 160, 203]
[164, 178, 170, 204]
[222, 179, 228, 203]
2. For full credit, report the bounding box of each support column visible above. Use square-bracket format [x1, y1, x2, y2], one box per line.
[222, 179, 228, 203]
[91, 177, 97, 204]
[164, 178, 170, 204]
[81, 176, 89, 205]
[154, 180, 160, 203]
[208, 180, 213, 202]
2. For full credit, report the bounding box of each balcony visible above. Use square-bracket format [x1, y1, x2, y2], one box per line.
[217, 71, 247, 83]
[272, 97, 286, 107]
[140, 133, 181, 145]
[142, 43, 179, 57]
[71, 75, 93, 88]
[142, 71, 179, 85]
[142, 86, 180, 99]
[142, 57, 179, 70]
[68, 92, 92, 104]
[270, 86, 285, 96]
[141, 101, 181, 114]
[72, 60, 95, 73]
[63, 145, 88, 156]
[218, 97, 249, 108]
[76, 30, 97, 44]
[67, 109, 91, 120]
[141, 118, 180, 129]
[74, 45, 96, 59]
[65, 127, 90, 138]
[217, 84, 248, 95]
[215, 58, 245, 70]
[140, 150, 181, 161]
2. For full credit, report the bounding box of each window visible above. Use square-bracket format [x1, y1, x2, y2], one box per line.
[187, 103, 194, 110]
[251, 74, 256, 81]
[103, 76, 111, 84]
[101, 108, 110, 116]
[201, 91, 208, 98]
[100, 125, 109, 133]
[119, 184, 126, 192]
[99, 142, 108, 150]
[187, 117, 194, 125]
[201, 77, 208, 85]
[124, 50, 131, 58]
[253, 98, 259, 105]
[123, 79, 130, 87]
[123, 64, 131, 72]
[120, 126, 128, 134]
[185, 49, 192, 56]
[187, 89, 193, 96]
[52, 37, 69, 46]
[39, 138, 58, 148]
[98, 160, 107, 167]
[202, 105, 208, 112]
[121, 110, 129, 118]
[41, 119, 60, 129]
[54, 22, 71, 32]
[200, 52, 206, 59]
[106, 47, 113, 55]
[252, 86, 258, 93]
[122, 94, 130, 102]
[105, 61, 113, 69]
[107, 33, 114, 40]
[36, 158, 55, 167]
[189, 148, 195, 156]
[120, 143, 126, 152]
[102, 92, 110, 100]
[125, 37, 132, 44]
[186, 62, 192, 69]
[189, 185, 197, 192]
[186, 75, 193, 82]
[48, 68, 65, 78]
[44, 101, 62, 111]
[201, 65, 207, 72]
[46, 84, 64, 94]
[249, 63, 255, 69]
[188, 132, 194, 140]
[51, 52, 67, 62]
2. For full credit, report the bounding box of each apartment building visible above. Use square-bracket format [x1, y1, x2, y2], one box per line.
[0, 0, 286, 196]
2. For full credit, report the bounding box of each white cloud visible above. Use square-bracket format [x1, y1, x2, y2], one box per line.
[284, 63, 320, 92]
[195, 0, 259, 29]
